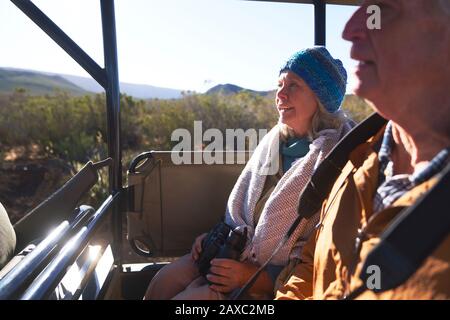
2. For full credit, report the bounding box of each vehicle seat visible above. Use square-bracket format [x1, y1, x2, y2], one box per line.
[0, 202, 16, 270]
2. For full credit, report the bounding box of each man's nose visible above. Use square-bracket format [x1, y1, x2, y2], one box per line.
[342, 6, 367, 42]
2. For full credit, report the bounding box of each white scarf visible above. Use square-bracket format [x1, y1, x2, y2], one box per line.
[225, 122, 352, 266]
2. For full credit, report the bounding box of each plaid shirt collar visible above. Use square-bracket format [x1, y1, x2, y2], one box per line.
[374, 122, 450, 213]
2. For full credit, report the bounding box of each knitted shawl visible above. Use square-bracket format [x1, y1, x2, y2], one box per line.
[225, 122, 352, 266]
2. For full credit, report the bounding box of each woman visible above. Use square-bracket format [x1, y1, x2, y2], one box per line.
[145, 46, 353, 300]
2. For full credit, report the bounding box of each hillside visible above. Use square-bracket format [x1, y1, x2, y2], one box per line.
[60, 73, 183, 99]
[1, 68, 285, 100]
[0, 68, 88, 96]
[0, 67, 183, 99]
[206, 83, 274, 97]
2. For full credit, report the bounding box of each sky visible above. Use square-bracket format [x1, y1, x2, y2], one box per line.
[0, 0, 358, 93]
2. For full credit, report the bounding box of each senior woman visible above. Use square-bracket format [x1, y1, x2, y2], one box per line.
[145, 46, 353, 300]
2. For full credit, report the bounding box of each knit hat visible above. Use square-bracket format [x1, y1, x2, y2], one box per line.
[279, 46, 347, 113]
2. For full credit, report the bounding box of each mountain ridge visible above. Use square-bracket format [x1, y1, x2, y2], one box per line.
[0, 68, 88, 96]
[0, 67, 279, 100]
[206, 83, 273, 96]
[0, 67, 183, 99]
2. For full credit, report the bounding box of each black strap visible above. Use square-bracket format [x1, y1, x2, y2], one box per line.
[231, 113, 387, 300]
[346, 162, 450, 299]
[297, 112, 386, 219]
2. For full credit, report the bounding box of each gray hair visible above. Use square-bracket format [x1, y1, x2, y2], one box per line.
[279, 100, 350, 141]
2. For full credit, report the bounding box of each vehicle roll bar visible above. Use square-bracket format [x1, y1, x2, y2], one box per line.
[0, 205, 96, 300]
[10, 0, 106, 87]
[20, 194, 118, 300]
[314, 0, 325, 45]
[11, 0, 124, 264]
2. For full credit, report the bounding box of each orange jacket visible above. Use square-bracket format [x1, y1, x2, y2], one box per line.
[276, 129, 450, 300]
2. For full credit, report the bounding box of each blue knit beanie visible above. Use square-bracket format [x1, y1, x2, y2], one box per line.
[279, 46, 347, 113]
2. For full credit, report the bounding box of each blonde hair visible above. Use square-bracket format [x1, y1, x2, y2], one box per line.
[279, 100, 349, 141]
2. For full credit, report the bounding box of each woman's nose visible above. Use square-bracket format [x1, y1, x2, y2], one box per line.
[342, 6, 367, 42]
[277, 86, 288, 101]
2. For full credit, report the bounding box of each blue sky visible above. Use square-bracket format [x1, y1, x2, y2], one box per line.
[0, 0, 358, 93]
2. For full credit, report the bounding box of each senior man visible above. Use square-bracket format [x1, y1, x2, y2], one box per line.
[275, 0, 450, 300]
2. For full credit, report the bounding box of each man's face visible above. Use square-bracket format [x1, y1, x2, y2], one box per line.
[342, 0, 450, 121]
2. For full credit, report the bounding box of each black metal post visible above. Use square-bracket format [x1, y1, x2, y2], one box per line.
[100, 0, 123, 265]
[314, 0, 326, 45]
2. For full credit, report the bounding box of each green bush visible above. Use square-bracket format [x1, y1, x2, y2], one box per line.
[0, 90, 373, 162]
[0, 89, 372, 217]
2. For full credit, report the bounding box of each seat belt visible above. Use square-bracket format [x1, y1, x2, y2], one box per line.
[231, 113, 387, 300]
[297, 112, 386, 219]
[345, 162, 450, 299]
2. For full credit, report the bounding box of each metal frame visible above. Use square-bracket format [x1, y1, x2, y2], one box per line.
[99, 0, 123, 265]
[7, 0, 122, 299]
[10, 0, 106, 88]
[10, 0, 123, 264]
[248, 0, 359, 45]
[247, 0, 334, 46]
[10, 0, 122, 194]
[314, 0, 326, 45]
[20, 194, 118, 300]
[0, 205, 95, 300]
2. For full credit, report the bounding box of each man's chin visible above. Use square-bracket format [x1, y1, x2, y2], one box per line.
[352, 80, 377, 101]
[353, 85, 393, 120]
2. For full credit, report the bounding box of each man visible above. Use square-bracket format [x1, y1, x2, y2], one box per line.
[275, 0, 450, 299]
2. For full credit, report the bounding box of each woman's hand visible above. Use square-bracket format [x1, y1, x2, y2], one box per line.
[207, 259, 257, 293]
[191, 233, 208, 261]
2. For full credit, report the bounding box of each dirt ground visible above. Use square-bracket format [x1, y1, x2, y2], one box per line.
[0, 157, 71, 224]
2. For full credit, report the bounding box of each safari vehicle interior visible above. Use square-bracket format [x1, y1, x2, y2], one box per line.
[0, 0, 360, 300]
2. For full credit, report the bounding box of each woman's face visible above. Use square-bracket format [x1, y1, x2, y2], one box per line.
[276, 71, 319, 136]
